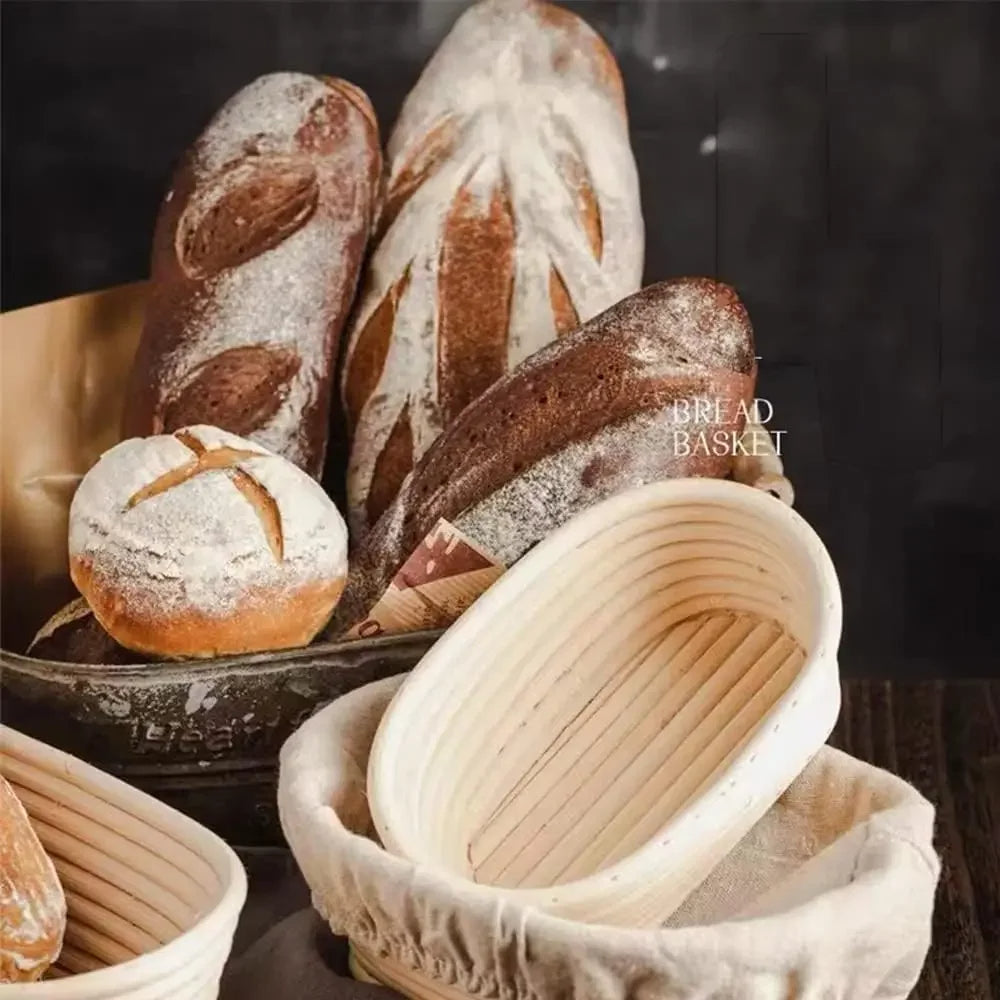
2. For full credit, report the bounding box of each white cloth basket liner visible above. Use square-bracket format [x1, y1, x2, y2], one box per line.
[279, 676, 940, 1000]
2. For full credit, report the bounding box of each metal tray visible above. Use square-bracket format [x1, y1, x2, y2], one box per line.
[0, 631, 441, 845]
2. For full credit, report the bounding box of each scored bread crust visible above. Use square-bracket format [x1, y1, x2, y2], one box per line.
[69, 426, 348, 659]
[327, 277, 757, 635]
[123, 72, 382, 479]
[341, 0, 644, 538]
[0, 775, 66, 983]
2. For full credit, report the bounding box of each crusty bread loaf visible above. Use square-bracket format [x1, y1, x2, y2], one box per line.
[27, 597, 141, 665]
[69, 425, 348, 659]
[0, 774, 66, 983]
[328, 277, 756, 635]
[124, 73, 381, 478]
[341, 0, 644, 537]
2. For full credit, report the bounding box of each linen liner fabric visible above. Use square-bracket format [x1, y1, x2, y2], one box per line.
[278, 677, 940, 1000]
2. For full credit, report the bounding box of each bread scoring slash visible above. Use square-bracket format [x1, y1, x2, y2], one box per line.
[123, 73, 382, 478]
[341, 0, 644, 537]
[328, 277, 757, 636]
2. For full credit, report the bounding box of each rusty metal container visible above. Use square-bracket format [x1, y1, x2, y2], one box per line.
[0, 632, 440, 844]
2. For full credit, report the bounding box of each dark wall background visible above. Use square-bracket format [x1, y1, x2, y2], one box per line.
[2, 1, 998, 678]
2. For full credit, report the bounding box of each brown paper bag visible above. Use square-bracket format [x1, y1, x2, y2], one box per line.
[0, 283, 146, 651]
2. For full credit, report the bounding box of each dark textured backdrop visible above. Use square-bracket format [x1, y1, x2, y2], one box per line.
[2, 0, 998, 678]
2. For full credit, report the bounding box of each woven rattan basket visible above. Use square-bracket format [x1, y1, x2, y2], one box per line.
[368, 478, 842, 926]
[280, 676, 939, 1000]
[0, 725, 246, 998]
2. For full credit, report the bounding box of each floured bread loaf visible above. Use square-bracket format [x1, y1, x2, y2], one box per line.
[329, 277, 757, 635]
[0, 774, 66, 983]
[341, 0, 644, 537]
[124, 73, 381, 478]
[69, 425, 348, 659]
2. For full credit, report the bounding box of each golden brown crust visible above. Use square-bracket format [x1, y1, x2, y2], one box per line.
[548, 265, 580, 335]
[558, 147, 603, 261]
[344, 265, 413, 431]
[367, 404, 415, 528]
[378, 115, 459, 240]
[534, 1, 626, 113]
[340, 0, 642, 539]
[437, 179, 516, 425]
[0, 775, 66, 983]
[73, 558, 345, 660]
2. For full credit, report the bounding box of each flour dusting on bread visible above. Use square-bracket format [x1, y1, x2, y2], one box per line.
[342, 0, 644, 536]
[124, 72, 381, 479]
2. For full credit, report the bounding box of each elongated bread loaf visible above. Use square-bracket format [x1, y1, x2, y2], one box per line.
[341, 0, 644, 537]
[329, 277, 756, 635]
[0, 774, 66, 983]
[124, 73, 381, 478]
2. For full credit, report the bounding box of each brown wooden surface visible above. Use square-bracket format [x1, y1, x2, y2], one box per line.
[230, 680, 1000, 997]
[830, 681, 1000, 1000]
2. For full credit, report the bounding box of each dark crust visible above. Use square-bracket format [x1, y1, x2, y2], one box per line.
[160, 345, 301, 437]
[329, 277, 756, 632]
[176, 158, 319, 279]
[122, 73, 382, 480]
[28, 601, 143, 665]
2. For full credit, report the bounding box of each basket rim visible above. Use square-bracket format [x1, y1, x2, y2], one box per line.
[0, 724, 248, 995]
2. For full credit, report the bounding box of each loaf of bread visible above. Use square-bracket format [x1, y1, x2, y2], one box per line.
[341, 0, 644, 537]
[28, 597, 141, 665]
[1, 774, 66, 983]
[123, 73, 381, 478]
[329, 277, 756, 635]
[69, 425, 348, 659]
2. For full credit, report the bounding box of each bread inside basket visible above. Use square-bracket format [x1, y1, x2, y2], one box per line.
[0, 725, 246, 997]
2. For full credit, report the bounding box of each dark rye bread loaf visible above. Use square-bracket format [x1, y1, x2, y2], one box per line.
[123, 73, 382, 478]
[327, 277, 757, 635]
[28, 598, 141, 665]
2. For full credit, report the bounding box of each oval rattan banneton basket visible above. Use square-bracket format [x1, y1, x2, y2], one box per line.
[368, 479, 842, 927]
[0, 724, 247, 997]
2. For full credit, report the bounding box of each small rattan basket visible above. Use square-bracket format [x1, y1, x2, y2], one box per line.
[368, 478, 842, 926]
[0, 725, 246, 998]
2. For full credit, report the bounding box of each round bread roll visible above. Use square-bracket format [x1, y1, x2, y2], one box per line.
[69, 425, 348, 659]
[1, 773, 66, 983]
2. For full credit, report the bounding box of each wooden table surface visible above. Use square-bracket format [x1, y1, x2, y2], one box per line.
[829, 680, 999, 1000]
[230, 679, 1000, 999]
